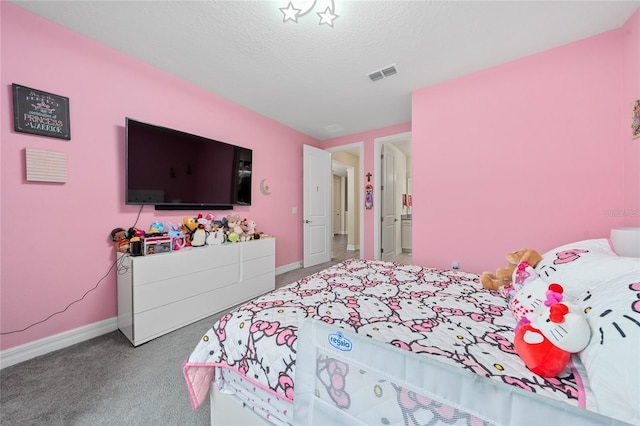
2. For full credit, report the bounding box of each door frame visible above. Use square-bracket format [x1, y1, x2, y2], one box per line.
[325, 142, 364, 257]
[373, 132, 412, 261]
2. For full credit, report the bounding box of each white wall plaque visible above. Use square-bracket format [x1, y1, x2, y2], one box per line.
[25, 148, 67, 183]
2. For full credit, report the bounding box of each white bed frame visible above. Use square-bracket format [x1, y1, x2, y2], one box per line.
[209, 385, 273, 426]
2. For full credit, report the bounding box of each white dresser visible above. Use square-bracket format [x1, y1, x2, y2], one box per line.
[117, 238, 275, 346]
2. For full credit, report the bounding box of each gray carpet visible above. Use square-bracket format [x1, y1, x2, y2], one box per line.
[0, 271, 317, 426]
[0, 313, 220, 426]
[0, 248, 358, 426]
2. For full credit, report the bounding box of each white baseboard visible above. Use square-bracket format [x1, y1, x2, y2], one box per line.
[0, 317, 118, 369]
[347, 244, 359, 251]
[1, 261, 309, 370]
[276, 261, 303, 275]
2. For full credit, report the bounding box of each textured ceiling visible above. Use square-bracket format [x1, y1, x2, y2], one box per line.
[9, 0, 640, 140]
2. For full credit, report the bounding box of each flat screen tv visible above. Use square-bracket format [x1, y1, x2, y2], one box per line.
[125, 118, 252, 210]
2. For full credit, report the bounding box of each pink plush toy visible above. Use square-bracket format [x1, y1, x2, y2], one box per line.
[245, 219, 256, 236]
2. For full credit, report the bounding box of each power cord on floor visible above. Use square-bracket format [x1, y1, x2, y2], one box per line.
[0, 205, 144, 336]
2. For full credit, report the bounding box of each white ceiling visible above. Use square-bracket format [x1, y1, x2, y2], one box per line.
[9, 0, 640, 141]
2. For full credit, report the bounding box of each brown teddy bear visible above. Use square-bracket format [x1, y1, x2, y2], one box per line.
[480, 249, 543, 291]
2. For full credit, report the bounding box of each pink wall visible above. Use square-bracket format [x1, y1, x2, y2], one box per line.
[320, 122, 412, 259]
[623, 8, 640, 226]
[411, 20, 637, 274]
[2, 3, 637, 353]
[0, 3, 317, 351]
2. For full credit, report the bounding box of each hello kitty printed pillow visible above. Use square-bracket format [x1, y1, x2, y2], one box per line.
[576, 270, 640, 425]
[535, 238, 640, 301]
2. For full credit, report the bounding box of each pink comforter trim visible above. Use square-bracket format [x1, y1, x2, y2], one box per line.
[182, 360, 216, 410]
[568, 359, 587, 409]
[182, 360, 292, 410]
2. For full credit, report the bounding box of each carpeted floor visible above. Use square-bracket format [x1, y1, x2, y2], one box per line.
[0, 270, 333, 426]
[0, 238, 361, 426]
[0, 313, 219, 426]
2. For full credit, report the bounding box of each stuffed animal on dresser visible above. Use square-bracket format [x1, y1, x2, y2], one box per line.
[190, 223, 207, 247]
[206, 225, 225, 245]
[226, 214, 245, 242]
[110, 227, 130, 253]
[182, 216, 199, 246]
[227, 214, 244, 235]
[168, 224, 186, 251]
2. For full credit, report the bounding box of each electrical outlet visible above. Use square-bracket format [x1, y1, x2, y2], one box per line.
[451, 261, 459, 270]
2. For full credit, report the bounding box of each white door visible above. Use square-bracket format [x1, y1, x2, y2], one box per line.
[303, 145, 332, 267]
[332, 175, 342, 235]
[381, 145, 397, 262]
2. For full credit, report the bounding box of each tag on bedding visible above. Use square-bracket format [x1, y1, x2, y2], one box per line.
[328, 331, 353, 351]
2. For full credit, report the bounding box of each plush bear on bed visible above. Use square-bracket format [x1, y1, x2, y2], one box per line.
[509, 262, 591, 377]
[480, 249, 543, 291]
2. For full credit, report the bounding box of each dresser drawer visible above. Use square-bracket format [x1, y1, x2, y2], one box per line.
[131, 244, 240, 285]
[133, 263, 240, 313]
[242, 238, 275, 261]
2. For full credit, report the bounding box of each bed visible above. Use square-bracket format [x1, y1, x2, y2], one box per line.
[183, 238, 639, 425]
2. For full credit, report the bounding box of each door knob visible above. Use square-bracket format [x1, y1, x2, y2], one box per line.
[304, 220, 312, 223]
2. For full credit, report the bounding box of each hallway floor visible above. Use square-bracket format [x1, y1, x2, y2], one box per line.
[276, 234, 412, 288]
[330, 234, 412, 264]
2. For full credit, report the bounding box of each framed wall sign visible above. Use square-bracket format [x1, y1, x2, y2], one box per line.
[12, 83, 71, 140]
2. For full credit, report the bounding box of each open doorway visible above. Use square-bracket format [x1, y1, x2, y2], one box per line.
[374, 132, 412, 264]
[326, 143, 364, 263]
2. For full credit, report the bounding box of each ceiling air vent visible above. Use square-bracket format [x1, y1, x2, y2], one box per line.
[382, 66, 397, 77]
[368, 64, 398, 82]
[368, 71, 384, 82]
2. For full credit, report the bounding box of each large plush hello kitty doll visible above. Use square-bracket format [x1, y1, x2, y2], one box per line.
[509, 262, 591, 377]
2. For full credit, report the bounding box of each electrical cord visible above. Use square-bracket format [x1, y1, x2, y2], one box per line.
[0, 256, 124, 335]
[0, 205, 144, 336]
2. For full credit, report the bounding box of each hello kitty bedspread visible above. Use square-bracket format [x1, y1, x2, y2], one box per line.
[183, 259, 585, 411]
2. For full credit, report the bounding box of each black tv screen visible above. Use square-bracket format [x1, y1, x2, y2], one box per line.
[125, 118, 252, 210]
